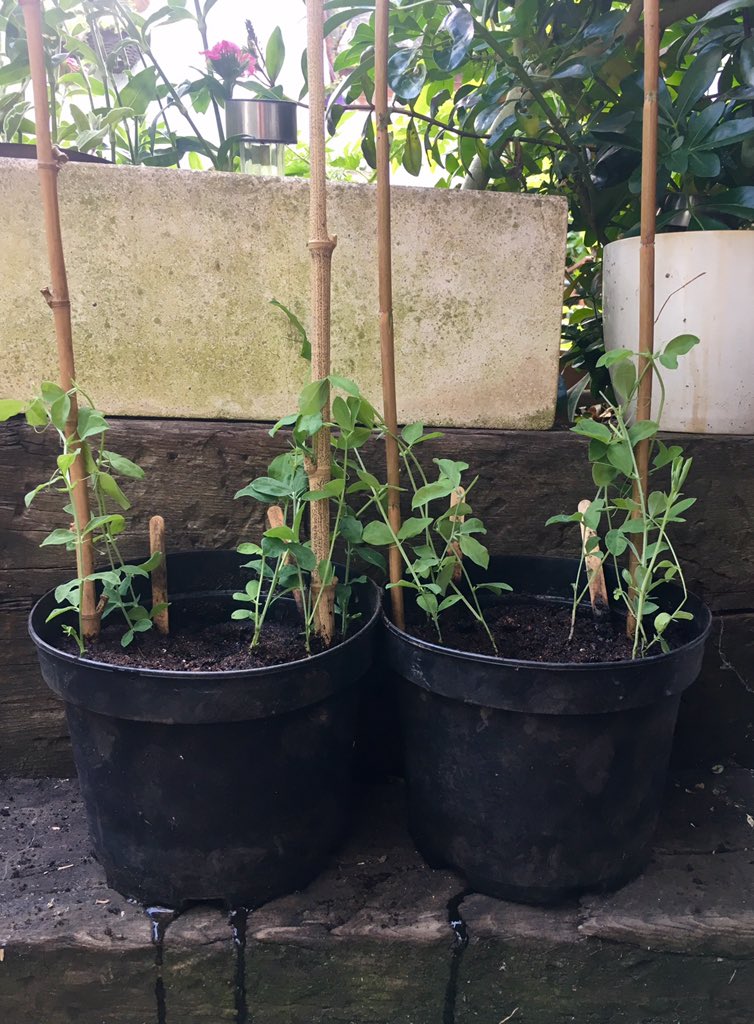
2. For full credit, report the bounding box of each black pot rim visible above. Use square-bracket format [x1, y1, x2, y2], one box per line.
[28, 549, 381, 681]
[383, 556, 711, 673]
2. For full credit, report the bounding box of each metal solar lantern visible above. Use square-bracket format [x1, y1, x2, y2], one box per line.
[225, 98, 297, 176]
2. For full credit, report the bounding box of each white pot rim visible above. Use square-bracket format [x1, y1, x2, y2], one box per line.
[605, 230, 754, 252]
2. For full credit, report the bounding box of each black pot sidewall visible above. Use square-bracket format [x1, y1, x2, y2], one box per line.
[386, 554, 711, 904]
[27, 550, 380, 907]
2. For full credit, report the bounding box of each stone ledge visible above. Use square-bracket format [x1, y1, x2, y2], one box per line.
[1, 770, 753, 1023]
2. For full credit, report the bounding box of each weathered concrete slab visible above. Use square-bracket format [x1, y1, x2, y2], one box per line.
[0, 160, 566, 429]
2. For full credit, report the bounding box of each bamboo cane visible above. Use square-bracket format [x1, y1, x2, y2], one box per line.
[627, 0, 660, 638]
[375, 0, 405, 630]
[19, 0, 99, 640]
[306, 0, 336, 643]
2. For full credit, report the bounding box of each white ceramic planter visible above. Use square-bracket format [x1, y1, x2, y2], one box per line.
[602, 232, 754, 434]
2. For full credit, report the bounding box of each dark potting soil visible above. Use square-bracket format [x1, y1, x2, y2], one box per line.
[408, 600, 638, 663]
[69, 617, 339, 671]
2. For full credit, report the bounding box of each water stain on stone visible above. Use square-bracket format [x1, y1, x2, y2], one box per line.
[145, 905, 178, 1024]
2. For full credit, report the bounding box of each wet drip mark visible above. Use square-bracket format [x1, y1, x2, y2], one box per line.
[442, 890, 471, 1024]
[145, 906, 177, 1024]
[229, 907, 250, 1024]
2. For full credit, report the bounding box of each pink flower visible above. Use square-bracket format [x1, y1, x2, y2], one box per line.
[200, 41, 256, 81]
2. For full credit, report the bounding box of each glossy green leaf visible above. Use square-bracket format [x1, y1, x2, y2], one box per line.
[435, 9, 475, 72]
[402, 118, 422, 176]
[266, 26, 285, 86]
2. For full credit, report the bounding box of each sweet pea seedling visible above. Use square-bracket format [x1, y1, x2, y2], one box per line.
[1, 384, 163, 653]
[547, 335, 700, 658]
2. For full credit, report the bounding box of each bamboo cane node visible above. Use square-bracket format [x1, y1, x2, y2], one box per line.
[307, 236, 337, 254]
[36, 159, 60, 173]
[41, 289, 69, 309]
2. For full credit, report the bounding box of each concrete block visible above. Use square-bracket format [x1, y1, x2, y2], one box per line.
[0, 161, 566, 428]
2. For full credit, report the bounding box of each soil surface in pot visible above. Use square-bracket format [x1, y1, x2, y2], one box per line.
[408, 599, 638, 663]
[64, 612, 345, 671]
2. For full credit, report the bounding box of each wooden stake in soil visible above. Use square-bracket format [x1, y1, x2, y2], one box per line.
[375, 0, 405, 630]
[19, 0, 99, 640]
[578, 500, 609, 623]
[450, 486, 465, 583]
[627, 0, 661, 638]
[306, 0, 336, 644]
[148, 516, 169, 636]
[267, 505, 304, 617]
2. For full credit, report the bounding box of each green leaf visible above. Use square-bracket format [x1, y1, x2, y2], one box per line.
[332, 395, 354, 431]
[120, 66, 159, 117]
[612, 359, 637, 400]
[596, 348, 634, 368]
[438, 594, 463, 612]
[387, 47, 426, 101]
[303, 478, 345, 501]
[265, 26, 285, 85]
[572, 418, 612, 443]
[592, 461, 618, 486]
[659, 334, 700, 370]
[0, 399, 25, 421]
[328, 374, 360, 396]
[668, 496, 697, 519]
[477, 582, 512, 594]
[289, 543, 317, 571]
[339, 516, 363, 544]
[741, 37, 754, 88]
[704, 117, 754, 148]
[50, 393, 71, 432]
[354, 545, 386, 571]
[653, 442, 684, 469]
[362, 521, 395, 546]
[299, 378, 329, 416]
[435, 8, 475, 72]
[231, 609, 254, 620]
[77, 407, 109, 439]
[398, 517, 432, 540]
[265, 524, 295, 542]
[56, 452, 77, 474]
[104, 451, 144, 478]
[270, 299, 311, 361]
[40, 528, 75, 547]
[402, 118, 422, 176]
[676, 48, 723, 118]
[412, 479, 456, 508]
[606, 442, 634, 477]
[459, 534, 489, 569]
[605, 530, 628, 556]
[654, 612, 672, 635]
[82, 513, 125, 537]
[545, 512, 582, 526]
[628, 421, 659, 446]
[237, 542, 263, 555]
[401, 422, 424, 445]
[25, 399, 47, 427]
[98, 473, 130, 510]
[416, 592, 439, 617]
[235, 476, 290, 501]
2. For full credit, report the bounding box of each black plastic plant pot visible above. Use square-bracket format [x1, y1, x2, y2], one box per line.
[28, 550, 380, 909]
[385, 555, 711, 906]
